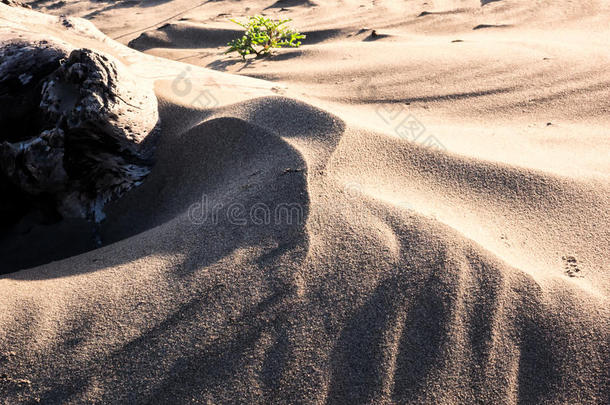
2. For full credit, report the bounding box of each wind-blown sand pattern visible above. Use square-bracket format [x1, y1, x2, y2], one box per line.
[0, 1, 608, 403]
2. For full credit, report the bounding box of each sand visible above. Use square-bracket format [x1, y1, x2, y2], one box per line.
[0, 0, 608, 403]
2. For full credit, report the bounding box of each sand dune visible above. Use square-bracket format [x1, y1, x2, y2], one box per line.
[0, 1, 608, 403]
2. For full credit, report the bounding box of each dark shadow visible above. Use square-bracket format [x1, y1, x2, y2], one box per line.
[2, 96, 346, 279]
[363, 31, 392, 42]
[300, 28, 344, 44]
[418, 9, 468, 17]
[0, 115, 308, 275]
[473, 24, 512, 30]
[265, 49, 303, 61]
[205, 57, 257, 72]
[515, 314, 562, 403]
[32, 271, 305, 403]
[104, 115, 311, 274]
[128, 26, 243, 51]
[0, 215, 99, 274]
[205, 48, 306, 72]
[326, 253, 454, 403]
[264, 0, 317, 10]
[129, 25, 341, 52]
[481, 0, 503, 5]
[359, 86, 515, 104]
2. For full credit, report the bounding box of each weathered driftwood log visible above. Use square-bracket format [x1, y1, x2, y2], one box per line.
[0, 40, 159, 223]
[0, 0, 30, 8]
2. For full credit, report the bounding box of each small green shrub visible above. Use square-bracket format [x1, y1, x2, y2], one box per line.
[226, 15, 306, 59]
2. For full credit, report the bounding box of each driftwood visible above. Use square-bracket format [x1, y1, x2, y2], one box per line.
[0, 40, 159, 224]
[0, 0, 30, 8]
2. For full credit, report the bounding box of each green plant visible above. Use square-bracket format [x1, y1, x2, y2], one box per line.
[226, 15, 306, 59]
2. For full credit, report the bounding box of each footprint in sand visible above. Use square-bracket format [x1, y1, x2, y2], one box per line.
[562, 255, 583, 278]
